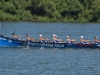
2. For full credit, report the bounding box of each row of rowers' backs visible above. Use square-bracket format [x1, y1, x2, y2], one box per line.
[12, 33, 49, 41]
[65, 35, 100, 43]
[12, 33, 100, 43]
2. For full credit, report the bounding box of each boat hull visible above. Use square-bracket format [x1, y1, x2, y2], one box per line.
[27, 41, 100, 49]
[0, 35, 25, 47]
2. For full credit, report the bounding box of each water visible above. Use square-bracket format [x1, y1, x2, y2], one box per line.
[0, 22, 100, 75]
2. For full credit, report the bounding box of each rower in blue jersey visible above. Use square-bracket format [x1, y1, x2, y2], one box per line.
[80, 36, 91, 44]
[94, 36, 100, 44]
[66, 35, 77, 43]
[39, 34, 49, 42]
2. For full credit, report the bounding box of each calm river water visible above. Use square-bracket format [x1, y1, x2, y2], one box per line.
[0, 22, 100, 75]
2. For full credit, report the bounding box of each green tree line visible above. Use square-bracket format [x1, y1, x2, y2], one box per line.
[0, 0, 100, 22]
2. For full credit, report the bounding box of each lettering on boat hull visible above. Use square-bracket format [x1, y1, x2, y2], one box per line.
[29, 42, 64, 48]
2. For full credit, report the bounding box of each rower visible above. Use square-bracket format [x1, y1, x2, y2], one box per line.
[26, 34, 36, 41]
[80, 36, 91, 44]
[39, 34, 49, 42]
[53, 34, 64, 43]
[12, 33, 21, 39]
[94, 36, 100, 44]
[67, 35, 77, 43]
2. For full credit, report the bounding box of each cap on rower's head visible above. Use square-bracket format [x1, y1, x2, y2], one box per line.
[53, 34, 57, 37]
[53, 34, 55, 36]
[80, 36, 84, 38]
[67, 35, 70, 38]
[96, 37, 97, 38]
[39, 34, 43, 37]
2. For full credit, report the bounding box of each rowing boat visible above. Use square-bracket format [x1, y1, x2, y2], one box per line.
[0, 35, 100, 49]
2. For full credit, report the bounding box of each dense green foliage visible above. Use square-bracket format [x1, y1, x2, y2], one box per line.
[0, 0, 100, 22]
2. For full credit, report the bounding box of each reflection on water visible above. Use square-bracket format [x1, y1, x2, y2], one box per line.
[0, 22, 100, 75]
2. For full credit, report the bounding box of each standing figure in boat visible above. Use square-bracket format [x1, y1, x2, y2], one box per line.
[26, 34, 36, 41]
[12, 33, 21, 39]
[53, 34, 64, 43]
[94, 36, 100, 44]
[80, 36, 91, 44]
[66, 35, 77, 43]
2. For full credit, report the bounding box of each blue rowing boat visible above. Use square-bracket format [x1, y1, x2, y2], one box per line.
[0, 35, 25, 47]
[0, 35, 100, 49]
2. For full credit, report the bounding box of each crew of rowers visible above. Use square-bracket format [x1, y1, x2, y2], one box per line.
[12, 33, 100, 44]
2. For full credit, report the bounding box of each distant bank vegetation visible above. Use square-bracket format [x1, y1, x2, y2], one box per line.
[0, 0, 100, 22]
